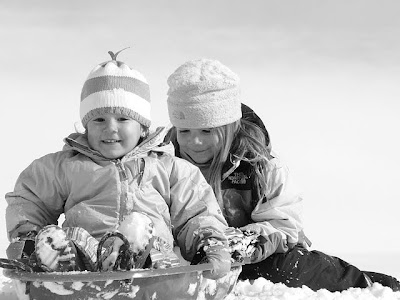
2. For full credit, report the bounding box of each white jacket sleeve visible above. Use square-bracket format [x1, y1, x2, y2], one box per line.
[6, 152, 67, 240]
[250, 157, 304, 249]
[167, 157, 229, 261]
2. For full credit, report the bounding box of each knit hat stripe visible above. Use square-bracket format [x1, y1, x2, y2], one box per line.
[80, 90, 151, 127]
[80, 52, 151, 128]
[81, 75, 150, 103]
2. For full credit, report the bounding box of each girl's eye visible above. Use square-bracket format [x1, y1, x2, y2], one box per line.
[118, 117, 130, 122]
[202, 129, 211, 134]
[178, 129, 189, 134]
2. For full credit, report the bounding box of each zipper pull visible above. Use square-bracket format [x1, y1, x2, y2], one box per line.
[115, 160, 128, 181]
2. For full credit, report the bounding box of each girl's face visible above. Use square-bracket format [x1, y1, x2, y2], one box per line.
[87, 113, 142, 159]
[176, 128, 221, 164]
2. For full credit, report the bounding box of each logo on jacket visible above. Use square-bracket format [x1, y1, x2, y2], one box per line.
[227, 172, 249, 185]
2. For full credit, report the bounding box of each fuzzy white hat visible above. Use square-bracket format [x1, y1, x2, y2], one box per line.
[80, 48, 151, 128]
[167, 59, 242, 129]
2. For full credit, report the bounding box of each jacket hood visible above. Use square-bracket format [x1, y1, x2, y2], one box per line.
[63, 126, 175, 162]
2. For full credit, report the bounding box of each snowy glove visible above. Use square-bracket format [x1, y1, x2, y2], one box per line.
[240, 223, 262, 235]
[35, 225, 78, 272]
[100, 234, 128, 271]
[100, 212, 154, 271]
[240, 224, 280, 264]
[202, 239, 231, 280]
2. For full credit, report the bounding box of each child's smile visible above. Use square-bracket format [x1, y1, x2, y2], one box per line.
[102, 139, 122, 144]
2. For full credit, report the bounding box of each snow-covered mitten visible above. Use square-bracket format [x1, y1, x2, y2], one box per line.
[240, 224, 281, 263]
[98, 212, 155, 271]
[225, 227, 259, 262]
[98, 232, 135, 271]
[35, 225, 79, 272]
[198, 238, 231, 280]
[64, 227, 99, 271]
[150, 237, 180, 269]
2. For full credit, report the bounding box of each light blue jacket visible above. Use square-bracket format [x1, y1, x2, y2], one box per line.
[6, 127, 228, 261]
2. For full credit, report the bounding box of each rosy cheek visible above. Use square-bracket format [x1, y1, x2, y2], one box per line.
[177, 138, 186, 147]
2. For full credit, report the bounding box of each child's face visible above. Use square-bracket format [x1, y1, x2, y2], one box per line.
[87, 113, 142, 159]
[176, 128, 220, 164]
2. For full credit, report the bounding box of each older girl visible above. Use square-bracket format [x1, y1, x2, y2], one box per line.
[164, 58, 400, 291]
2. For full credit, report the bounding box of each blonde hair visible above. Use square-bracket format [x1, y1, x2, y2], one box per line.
[230, 119, 272, 204]
[167, 119, 272, 205]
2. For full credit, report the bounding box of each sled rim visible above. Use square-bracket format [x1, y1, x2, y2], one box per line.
[3, 262, 245, 282]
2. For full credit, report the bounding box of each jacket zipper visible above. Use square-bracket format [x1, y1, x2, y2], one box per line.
[114, 159, 129, 222]
[114, 160, 128, 182]
[222, 155, 241, 182]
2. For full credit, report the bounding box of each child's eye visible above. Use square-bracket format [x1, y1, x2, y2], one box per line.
[178, 129, 189, 134]
[93, 117, 105, 122]
[201, 129, 212, 134]
[118, 117, 130, 122]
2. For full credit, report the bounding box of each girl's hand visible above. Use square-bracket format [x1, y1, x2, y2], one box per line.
[239, 223, 262, 235]
[200, 238, 231, 280]
[203, 245, 231, 279]
[239, 224, 280, 263]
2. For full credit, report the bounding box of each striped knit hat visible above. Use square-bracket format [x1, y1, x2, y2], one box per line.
[167, 58, 242, 129]
[80, 48, 151, 128]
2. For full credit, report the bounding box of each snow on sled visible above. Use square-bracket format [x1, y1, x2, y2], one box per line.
[3, 262, 242, 300]
[2, 224, 255, 299]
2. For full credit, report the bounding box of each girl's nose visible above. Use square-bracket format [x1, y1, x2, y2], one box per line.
[190, 133, 202, 145]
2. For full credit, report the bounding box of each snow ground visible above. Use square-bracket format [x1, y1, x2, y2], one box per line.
[1, 272, 399, 300]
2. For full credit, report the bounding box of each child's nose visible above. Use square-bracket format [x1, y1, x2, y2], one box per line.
[190, 134, 202, 145]
[105, 119, 118, 132]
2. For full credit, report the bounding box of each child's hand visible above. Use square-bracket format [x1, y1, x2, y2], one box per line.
[239, 223, 262, 235]
[202, 240, 231, 280]
[35, 225, 75, 271]
[101, 212, 154, 271]
[100, 237, 124, 271]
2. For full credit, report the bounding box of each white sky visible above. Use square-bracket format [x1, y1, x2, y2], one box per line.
[1, 0, 399, 275]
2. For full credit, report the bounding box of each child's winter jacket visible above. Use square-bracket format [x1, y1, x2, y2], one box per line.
[6, 127, 228, 262]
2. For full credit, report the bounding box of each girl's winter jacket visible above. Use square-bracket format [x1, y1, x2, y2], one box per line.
[6, 128, 228, 262]
[219, 153, 304, 254]
[223, 105, 309, 258]
[169, 104, 307, 261]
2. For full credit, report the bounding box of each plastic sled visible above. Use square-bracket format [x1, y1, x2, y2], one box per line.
[3, 262, 242, 300]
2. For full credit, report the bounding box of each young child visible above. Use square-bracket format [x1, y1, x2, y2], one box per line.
[5, 51, 231, 280]
[164, 58, 400, 291]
